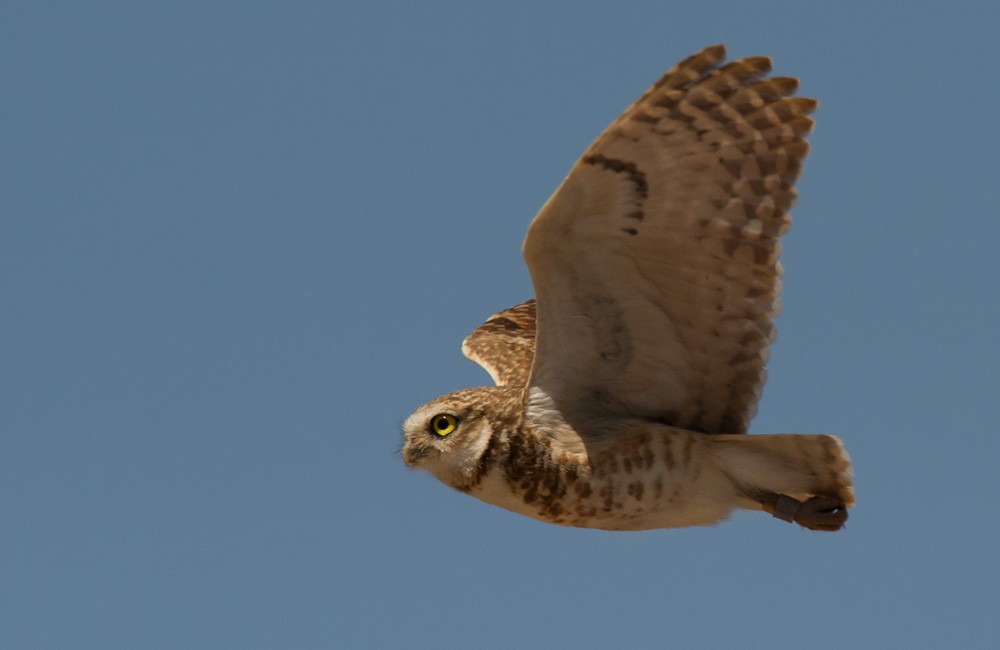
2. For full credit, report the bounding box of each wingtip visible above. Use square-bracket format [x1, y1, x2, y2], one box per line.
[704, 43, 727, 59]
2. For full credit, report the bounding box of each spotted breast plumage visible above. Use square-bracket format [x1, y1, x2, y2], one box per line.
[402, 45, 854, 531]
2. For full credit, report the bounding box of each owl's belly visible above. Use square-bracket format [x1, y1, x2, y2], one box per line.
[470, 426, 738, 531]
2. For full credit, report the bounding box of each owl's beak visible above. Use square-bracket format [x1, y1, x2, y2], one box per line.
[401, 441, 428, 467]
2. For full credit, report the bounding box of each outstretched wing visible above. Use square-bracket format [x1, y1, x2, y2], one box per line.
[523, 45, 815, 435]
[462, 300, 536, 386]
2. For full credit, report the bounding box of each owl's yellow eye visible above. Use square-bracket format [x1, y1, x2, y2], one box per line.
[430, 413, 458, 436]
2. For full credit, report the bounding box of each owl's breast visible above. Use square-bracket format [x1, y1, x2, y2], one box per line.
[468, 424, 737, 530]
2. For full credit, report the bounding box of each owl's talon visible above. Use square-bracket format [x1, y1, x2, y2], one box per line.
[762, 494, 847, 531]
[794, 495, 848, 531]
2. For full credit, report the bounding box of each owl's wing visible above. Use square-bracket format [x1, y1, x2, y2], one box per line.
[462, 300, 536, 386]
[523, 45, 815, 435]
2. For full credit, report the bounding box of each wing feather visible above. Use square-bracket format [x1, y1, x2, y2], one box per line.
[461, 300, 536, 386]
[522, 45, 815, 435]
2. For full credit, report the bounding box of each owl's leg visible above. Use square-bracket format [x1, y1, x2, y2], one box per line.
[760, 492, 848, 532]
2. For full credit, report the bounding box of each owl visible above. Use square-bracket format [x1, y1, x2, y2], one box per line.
[402, 45, 854, 531]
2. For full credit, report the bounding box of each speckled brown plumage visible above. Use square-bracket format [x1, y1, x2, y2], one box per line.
[402, 45, 854, 532]
[462, 300, 536, 387]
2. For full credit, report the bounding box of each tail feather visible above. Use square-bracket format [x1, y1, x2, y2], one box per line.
[708, 434, 855, 508]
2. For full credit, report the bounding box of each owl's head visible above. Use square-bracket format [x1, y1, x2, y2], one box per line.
[401, 386, 518, 490]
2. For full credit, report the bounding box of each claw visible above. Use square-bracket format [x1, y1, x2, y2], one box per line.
[794, 495, 848, 531]
[762, 493, 848, 531]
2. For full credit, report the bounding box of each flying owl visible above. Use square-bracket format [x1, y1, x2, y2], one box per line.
[402, 45, 854, 532]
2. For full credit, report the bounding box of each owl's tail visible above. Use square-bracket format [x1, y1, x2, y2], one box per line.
[707, 433, 855, 513]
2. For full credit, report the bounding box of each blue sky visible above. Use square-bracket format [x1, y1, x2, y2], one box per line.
[3, 1, 998, 648]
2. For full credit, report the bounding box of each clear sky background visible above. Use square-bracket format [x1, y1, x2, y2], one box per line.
[3, 1, 998, 648]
